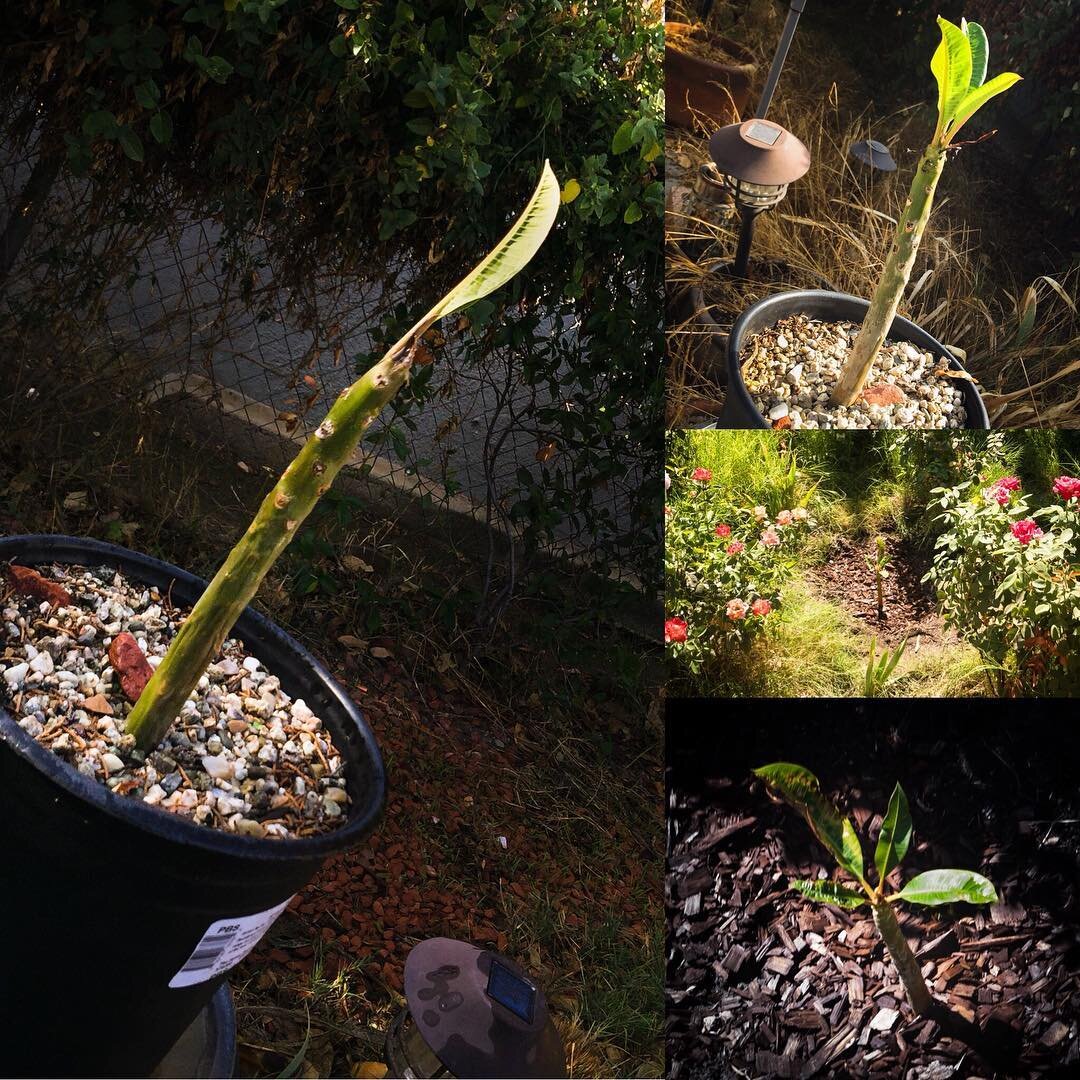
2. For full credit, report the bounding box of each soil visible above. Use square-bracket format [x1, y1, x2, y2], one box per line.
[805, 535, 957, 651]
[667, 705, 1080, 1079]
[0, 561, 351, 838]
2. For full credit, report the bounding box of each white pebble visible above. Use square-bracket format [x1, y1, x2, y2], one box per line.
[101, 753, 125, 775]
[290, 698, 315, 724]
[201, 755, 235, 781]
[3, 662, 29, 688]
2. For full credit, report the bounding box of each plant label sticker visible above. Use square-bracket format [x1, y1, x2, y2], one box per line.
[169, 898, 293, 989]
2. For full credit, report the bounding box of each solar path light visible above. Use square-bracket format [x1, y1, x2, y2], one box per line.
[850, 138, 898, 171]
[707, 118, 811, 276]
[384, 938, 566, 1078]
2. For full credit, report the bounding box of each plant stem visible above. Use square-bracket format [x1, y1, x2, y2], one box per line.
[872, 899, 933, 1015]
[123, 345, 416, 751]
[831, 144, 947, 406]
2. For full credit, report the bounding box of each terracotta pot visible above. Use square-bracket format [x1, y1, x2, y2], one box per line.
[665, 22, 756, 132]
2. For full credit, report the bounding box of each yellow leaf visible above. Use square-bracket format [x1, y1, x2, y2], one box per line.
[351, 1064, 388, 1079]
[560, 178, 581, 204]
[388, 161, 560, 354]
[642, 140, 662, 162]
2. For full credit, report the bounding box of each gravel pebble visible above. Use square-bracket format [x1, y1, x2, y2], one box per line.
[0, 562, 351, 838]
[742, 314, 970, 430]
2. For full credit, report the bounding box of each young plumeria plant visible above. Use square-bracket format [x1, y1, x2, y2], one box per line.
[754, 763, 997, 1016]
[124, 164, 561, 752]
[831, 16, 1021, 406]
[865, 535, 890, 619]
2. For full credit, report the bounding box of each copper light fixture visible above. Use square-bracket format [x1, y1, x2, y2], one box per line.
[707, 119, 811, 276]
[384, 938, 566, 1079]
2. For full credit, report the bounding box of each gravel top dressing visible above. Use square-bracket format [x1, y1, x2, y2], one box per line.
[0, 562, 350, 839]
[742, 314, 970, 430]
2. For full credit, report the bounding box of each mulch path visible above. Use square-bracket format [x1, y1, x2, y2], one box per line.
[805, 535, 957, 650]
[666, 706, 1080, 1079]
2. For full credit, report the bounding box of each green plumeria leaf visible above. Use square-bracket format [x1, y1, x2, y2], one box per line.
[842, 819, 864, 881]
[947, 72, 1022, 140]
[753, 763, 864, 882]
[874, 783, 912, 883]
[964, 19, 989, 87]
[791, 880, 868, 910]
[894, 868, 998, 906]
[931, 15, 973, 139]
[387, 160, 559, 355]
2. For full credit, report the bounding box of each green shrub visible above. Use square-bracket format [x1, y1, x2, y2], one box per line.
[2, 0, 663, 584]
[925, 472, 1080, 694]
[665, 467, 812, 673]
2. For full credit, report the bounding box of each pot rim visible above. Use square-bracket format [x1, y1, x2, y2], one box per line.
[723, 288, 990, 429]
[0, 533, 385, 861]
[664, 22, 757, 70]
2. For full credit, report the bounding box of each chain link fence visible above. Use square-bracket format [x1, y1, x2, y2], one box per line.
[2, 125, 651, 599]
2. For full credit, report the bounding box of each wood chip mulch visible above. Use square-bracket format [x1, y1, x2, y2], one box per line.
[805, 535, 956, 650]
[666, 711, 1080, 1079]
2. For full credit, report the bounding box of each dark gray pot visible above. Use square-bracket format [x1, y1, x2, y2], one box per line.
[707, 290, 990, 429]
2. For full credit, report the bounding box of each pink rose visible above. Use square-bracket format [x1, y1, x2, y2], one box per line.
[715, 523, 732, 538]
[984, 485, 1011, 506]
[792, 507, 808, 522]
[776, 510, 793, 526]
[726, 599, 748, 620]
[726, 541, 745, 555]
[665, 618, 688, 644]
[753, 505, 767, 522]
[691, 468, 712, 483]
[665, 472, 671, 492]
[996, 476, 1021, 492]
[1053, 476, 1080, 502]
[1011, 518, 1044, 545]
[761, 527, 781, 548]
[664, 505, 672, 516]
[750, 598, 772, 616]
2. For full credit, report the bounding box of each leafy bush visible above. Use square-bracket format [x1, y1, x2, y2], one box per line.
[664, 468, 811, 673]
[2, 0, 663, 584]
[925, 473, 1080, 694]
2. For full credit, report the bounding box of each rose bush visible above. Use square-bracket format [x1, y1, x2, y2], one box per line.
[664, 469, 811, 674]
[924, 474, 1080, 694]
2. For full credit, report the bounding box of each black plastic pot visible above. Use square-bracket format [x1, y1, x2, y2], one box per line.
[711, 290, 990, 429]
[150, 984, 236, 1079]
[689, 264, 838, 387]
[0, 535, 386, 1078]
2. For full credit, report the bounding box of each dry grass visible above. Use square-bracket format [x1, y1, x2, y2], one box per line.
[666, 0, 1080, 428]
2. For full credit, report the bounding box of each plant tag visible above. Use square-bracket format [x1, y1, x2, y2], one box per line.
[168, 898, 292, 988]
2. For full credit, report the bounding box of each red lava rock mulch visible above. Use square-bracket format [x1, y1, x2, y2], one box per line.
[667, 707, 1080, 1079]
[247, 654, 660, 998]
[108, 631, 155, 701]
[5, 563, 72, 608]
[806, 535, 956, 650]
